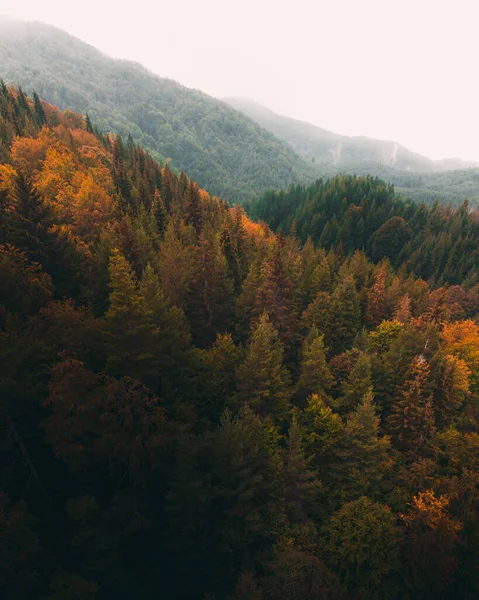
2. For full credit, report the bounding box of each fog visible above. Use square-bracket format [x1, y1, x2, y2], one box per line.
[2, 0, 478, 161]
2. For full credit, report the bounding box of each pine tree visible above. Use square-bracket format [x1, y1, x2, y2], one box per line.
[235, 313, 292, 423]
[84, 113, 94, 134]
[282, 415, 322, 523]
[400, 490, 462, 596]
[32, 91, 46, 126]
[139, 264, 192, 393]
[185, 180, 203, 236]
[334, 351, 372, 414]
[325, 276, 361, 354]
[367, 262, 388, 326]
[387, 355, 435, 453]
[299, 394, 344, 470]
[196, 333, 241, 422]
[186, 233, 234, 346]
[255, 239, 299, 355]
[295, 330, 334, 405]
[103, 249, 159, 381]
[332, 390, 392, 502]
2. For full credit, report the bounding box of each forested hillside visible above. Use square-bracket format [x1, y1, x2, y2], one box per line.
[0, 18, 315, 203]
[227, 98, 479, 206]
[2, 87, 479, 600]
[254, 176, 479, 286]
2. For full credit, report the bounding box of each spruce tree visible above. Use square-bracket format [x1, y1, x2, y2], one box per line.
[295, 330, 334, 405]
[282, 415, 322, 523]
[235, 312, 292, 423]
[32, 91, 46, 126]
[387, 355, 435, 453]
[332, 390, 393, 502]
[325, 276, 361, 354]
[103, 250, 159, 381]
[334, 351, 372, 414]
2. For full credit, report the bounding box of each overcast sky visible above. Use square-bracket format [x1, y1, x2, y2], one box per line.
[3, 0, 479, 161]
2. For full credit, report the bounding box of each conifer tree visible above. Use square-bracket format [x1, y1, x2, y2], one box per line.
[295, 330, 334, 405]
[85, 112, 94, 134]
[282, 415, 322, 523]
[158, 218, 195, 308]
[32, 91, 46, 126]
[387, 355, 435, 453]
[185, 179, 203, 236]
[332, 390, 393, 501]
[255, 239, 299, 354]
[299, 394, 344, 470]
[196, 333, 241, 421]
[186, 232, 234, 346]
[139, 264, 192, 392]
[103, 249, 159, 381]
[334, 351, 372, 414]
[235, 312, 292, 423]
[325, 276, 361, 354]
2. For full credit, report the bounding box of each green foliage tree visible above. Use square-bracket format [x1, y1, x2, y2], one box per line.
[321, 497, 402, 598]
[235, 313, 292, 423]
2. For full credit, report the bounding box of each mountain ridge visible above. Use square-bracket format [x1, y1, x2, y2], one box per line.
[225, 97, 479, 173]
[0, 19, 316, 203]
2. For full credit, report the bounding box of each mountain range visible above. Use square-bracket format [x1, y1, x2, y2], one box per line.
[0, 16, 478, 205]
[0, 17, 314, 203]
[225, 97, 478, 174]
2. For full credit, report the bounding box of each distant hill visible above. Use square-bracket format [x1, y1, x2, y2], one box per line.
[0, 18, 316, 203]
[226, 97, 479, 205]
[225, 97, 478, 174]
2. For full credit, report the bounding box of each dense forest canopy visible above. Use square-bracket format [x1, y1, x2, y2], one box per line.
[0, 18, 315, 204]
[2, 86, 479, 600]
[253, 176, 479, 287]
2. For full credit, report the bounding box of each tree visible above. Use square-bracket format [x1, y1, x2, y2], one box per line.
[0, 493, 44, 599]
[299, 394, 344, 470]
[235, 313, 292, 423]
[255, 239, 299, 354]
[85, 113, 94, 134]
[195, 333, 241, 422]
[387, 355, 435, 453]
[229, 572, 263, 600]
[265, 546, 346, 600]
[334, 351, 372, 414]
[400, 490, 462, 596]
[295, 330, 334, 405]
[321, 497, 402, 598]
[32, 91, 46, 126]
[282, 416, 322, 523]
[103, 249, 158, 382]
[44, 355, 168, 483]
[325, 276, 361, 354]
[370, 217, 411, 265]
[332, 390, 393, 502]
[166, 405, 284, 597]
[139, 264, 193, 394]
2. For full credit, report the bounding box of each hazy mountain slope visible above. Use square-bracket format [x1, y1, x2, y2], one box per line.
[225, 97, 478, 173]
[226, 97, 479, 205]
[0, 18, 316, 203]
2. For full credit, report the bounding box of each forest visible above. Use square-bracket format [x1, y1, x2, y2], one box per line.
[254, 177, 479, 286]
[0, 18, 314, 204]
[2, 19, 478, 209]
[1, 85, 479, 600]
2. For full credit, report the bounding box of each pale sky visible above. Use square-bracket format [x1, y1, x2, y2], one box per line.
[2, 0, 479, 161]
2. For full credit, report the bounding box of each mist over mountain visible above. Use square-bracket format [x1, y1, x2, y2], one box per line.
[0, 18, 315, 203]
[225, 97, 479, 174]
[0, 17, 477, 207]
